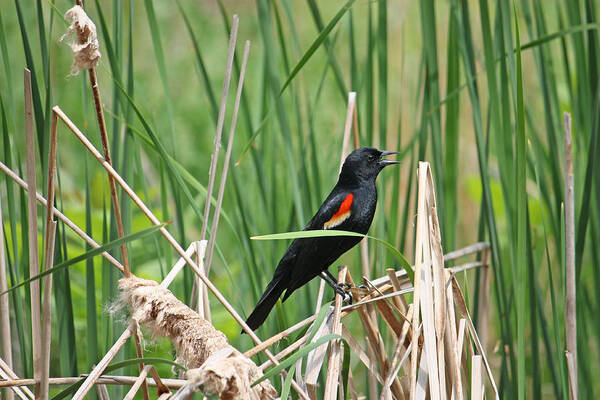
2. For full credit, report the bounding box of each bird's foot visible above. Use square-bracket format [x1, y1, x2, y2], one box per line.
[332, 283, 353, 303]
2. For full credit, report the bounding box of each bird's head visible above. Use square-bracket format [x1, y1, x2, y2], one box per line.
[339, 147, 400, 184]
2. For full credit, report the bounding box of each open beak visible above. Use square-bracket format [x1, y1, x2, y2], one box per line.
[379, 150, 401, 167]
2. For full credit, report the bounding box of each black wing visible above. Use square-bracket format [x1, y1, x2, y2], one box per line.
[282, 189, 362, 299]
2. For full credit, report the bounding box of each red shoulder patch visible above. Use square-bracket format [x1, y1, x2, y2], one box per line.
[324, 193, 353, 229]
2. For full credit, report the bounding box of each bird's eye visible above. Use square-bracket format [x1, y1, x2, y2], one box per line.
[368, 155, 376, 162]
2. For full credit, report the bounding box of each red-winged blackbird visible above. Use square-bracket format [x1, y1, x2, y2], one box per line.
[245, 147, 399, 330]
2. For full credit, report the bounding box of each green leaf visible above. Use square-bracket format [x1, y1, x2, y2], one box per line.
[251, 230, 413, 282]
[1, 224, 165, 296]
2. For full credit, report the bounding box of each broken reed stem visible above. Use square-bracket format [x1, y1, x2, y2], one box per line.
[563, 111, 577, 400]
[39, 109, 59, 400]
[24, 69, 42, 398]
[200, 15, 239, 242]
[0, 196, 14, 400]
[161, 242, 197, 288]
[324, 266, 347, 400]
[73, 0, 130, 275]
[0, 160, 124, 272]
[205, 39, 250, 273]
[53, 106, 309, 400]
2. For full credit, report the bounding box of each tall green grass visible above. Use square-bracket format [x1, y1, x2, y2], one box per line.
[0, 0, 598, 398]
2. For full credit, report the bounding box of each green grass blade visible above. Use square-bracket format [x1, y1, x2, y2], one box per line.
[279, 0, 356, 96]
[1, 224, 165, 296]
[252, 229, 413, 281]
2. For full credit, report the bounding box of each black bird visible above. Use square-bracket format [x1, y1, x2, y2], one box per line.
[245, 147, 400, 330]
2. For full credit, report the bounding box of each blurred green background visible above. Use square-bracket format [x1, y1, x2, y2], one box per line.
[0, 0, 599, 398]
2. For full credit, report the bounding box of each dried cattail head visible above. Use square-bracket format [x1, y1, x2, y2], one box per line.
[119, 276, 277, 400]
[60, 5, 101, 75]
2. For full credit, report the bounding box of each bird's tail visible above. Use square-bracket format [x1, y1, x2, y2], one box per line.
[245, 274, 288, 331]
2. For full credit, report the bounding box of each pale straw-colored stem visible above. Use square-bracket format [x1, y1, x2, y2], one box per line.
[39, 221, 55, 400]
[24, 69, 42, 398]
[0, 197, 14, 400]
[0, 357, 35, 399]
[124, 364, 152, 400]
[409, 163, 427, 400]
[72, 324, 135, 399]
[0, 375, 185, 389]
[39, 109, 59, 400]
[205, 40, 250, 273]
[200, 15, 239, 241]
[563, 111, 577, 399]
[324, 266, 347, 400]
[0, 161, 124, 272]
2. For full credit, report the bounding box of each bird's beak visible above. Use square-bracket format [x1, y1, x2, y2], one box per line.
[379, 150, 401, 167]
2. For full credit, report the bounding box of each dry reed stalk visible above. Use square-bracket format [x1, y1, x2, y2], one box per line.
[0, 368, 30, 400]
[339, 92, 357, 173]
[124, 364, 152, 400]
[0, 197, 13, 400]
[450, 277, 499, 399]
[194, 241, 209, 319]
[0, 375, 185, 390]
[162, 242, 199, 288]
[205, 39, 250, 273]
[380, 304, 414, 400]
[39, 220, 55, 400]
[200, 15, 239, 242]
[355, 286, 403, 398]
[72, 325, 135, 399]
[52, 107, 309, 399]
[566, 352, 577, 400]
[341, 326, 384, 384]
[386, 268, 409, 314]
[97, 384, 110, 400]
[426, 165, 447, 398]
[39, 109, 59, 400]
[563, 111, 577, 399]
[70, 0, 130, 275]
[475, 248, 491, 352]
[24, 69, 42, 398]
[0, 160, 124, 271]
[443, 270, 462, 400]
[323, 266, 347, 400]
[470, 355, 483, 400]
[409, 165, 426, 399]
[259, 333, 309, 370]
[0, 356, 35, 399]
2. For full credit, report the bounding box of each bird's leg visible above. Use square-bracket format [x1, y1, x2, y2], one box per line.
[324, 270, 352, 289]
[319, 271, 352, 302]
